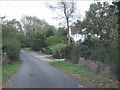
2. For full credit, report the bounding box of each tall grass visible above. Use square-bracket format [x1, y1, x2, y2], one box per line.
[2, 62, 20, 88]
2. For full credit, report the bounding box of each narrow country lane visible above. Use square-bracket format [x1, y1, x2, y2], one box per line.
[9, 50, 80, 88]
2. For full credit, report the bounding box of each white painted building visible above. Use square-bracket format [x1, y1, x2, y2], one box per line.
[69, 26, 87, 43]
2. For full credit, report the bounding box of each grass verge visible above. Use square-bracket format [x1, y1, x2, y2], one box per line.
[49, 61, 118, 88]
[2, 61, 20, 88]
[0, 68, 2, 89]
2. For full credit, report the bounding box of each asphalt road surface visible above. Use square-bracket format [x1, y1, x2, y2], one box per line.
[9, 50, 80, 88]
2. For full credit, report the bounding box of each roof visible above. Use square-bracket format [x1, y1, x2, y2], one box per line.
[69, 26, 87, 35]
[69, 26, 81, 35]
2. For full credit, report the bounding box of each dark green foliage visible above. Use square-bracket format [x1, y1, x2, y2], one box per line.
[18, 32, 27, 48]
[63, 44, 72, 59]
[49, 43, 66, 59]
[31, 32, 45, 51]
[52, 52, 60, 59]
[3, 38, 21, 61]
[70, 47, 80, 64]
[75, 2, 118, 78]
[45, 28, 54, 38]
[2, 19, 22, 62]
[41, 48, 51, 54]
[46, 35, 67, 46]
[46, 33, 68, 58]
[57, 27, 67, 36]
[64, 44, 80, 64]
[44, 27, 67, 58]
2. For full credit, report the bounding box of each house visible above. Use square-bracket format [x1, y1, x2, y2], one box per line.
[69, 26, 87, 43]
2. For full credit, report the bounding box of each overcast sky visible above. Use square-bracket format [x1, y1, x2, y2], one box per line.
[0, 0, 112, 28]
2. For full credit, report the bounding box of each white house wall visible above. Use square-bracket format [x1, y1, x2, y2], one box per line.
[69, 28, 86, 43]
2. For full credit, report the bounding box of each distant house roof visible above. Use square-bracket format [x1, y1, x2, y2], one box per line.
[69, 26, 87, 35]
[69, 26, 81, 35]
[69, 26, 87, 43]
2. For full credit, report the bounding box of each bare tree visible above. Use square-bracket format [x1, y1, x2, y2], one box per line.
[48, 0, 79, 43]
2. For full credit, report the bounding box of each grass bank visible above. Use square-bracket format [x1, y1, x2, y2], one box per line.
[0, 68, 2, 89]
[49, 61, 118, 88]
[2, 61, 20, 88]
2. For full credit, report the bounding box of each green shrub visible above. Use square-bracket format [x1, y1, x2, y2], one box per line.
[63, 44, 80, 64]
[77, 38, 118, 78]
[3, 38, 21, 61]
[46, 35, 67, 46]
[30, 33, 45, 51]
[31, 40, 40, 51]
[70, 44, 80, 64]
[56, 27, 67, 36]
[63, 44, 72, 59]
[49, 43, 66, 59]
[45, 29, 54, 38]
[41, 48, 51, 54]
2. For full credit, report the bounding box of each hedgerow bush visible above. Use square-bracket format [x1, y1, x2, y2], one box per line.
[3, 38, 21, 61]
[46, 35, 67, 46]
[30, 33, 45, 51]
[49, 43, 66, 59]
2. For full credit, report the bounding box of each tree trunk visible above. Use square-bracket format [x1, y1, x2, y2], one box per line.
[66, 18, 71, 44]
